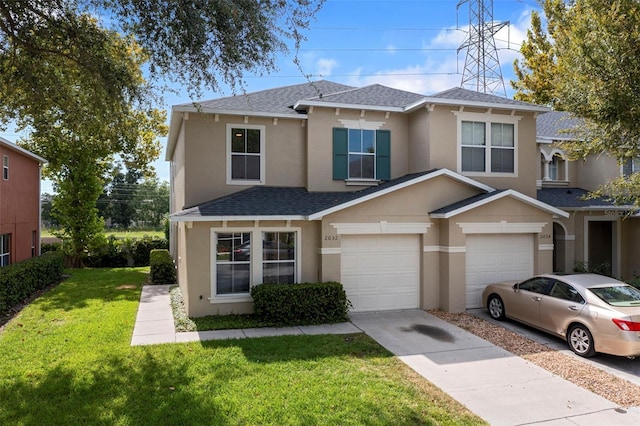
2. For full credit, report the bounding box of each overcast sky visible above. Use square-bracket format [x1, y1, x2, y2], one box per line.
[2, 0, 542, 193]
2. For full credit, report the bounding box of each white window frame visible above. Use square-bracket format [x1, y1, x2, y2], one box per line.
[226, 124, 266, 185]
[210, 227, 301, 304]
[348, 128, 377, 180]
[454, 111, 521, 177]
[2, 155, 8, 180]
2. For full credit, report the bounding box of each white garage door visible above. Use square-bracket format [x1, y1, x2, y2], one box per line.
[341, 235, 420, 312]
[466, 234, 534, 309]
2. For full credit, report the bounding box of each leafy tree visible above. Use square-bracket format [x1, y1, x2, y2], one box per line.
[98, 167, 143, 229]
[514, 1, 640, 208]
[511, 9, 561, 108]
[0, 1, 323, 263]
[131, 178, 170, 229]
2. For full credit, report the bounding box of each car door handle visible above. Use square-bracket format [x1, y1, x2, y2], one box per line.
[568, 306, 579, 311]
[533, 296, 541, 302]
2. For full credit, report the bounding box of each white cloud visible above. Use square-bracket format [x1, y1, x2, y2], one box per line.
[316, 58, 338, 76]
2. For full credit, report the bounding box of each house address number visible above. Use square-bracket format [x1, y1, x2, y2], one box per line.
[539, 234, 551, 240]
[324, 235, 339, 241]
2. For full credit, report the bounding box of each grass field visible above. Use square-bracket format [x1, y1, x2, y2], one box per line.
[0, 268, 485, 425]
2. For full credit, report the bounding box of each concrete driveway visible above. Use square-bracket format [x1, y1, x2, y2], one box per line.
[470, 308, 640, 387]
[350, 309, 640, 425]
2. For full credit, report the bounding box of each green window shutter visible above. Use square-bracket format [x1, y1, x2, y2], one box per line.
[376, 130, 391, 181]
[333, 128, 348, 180]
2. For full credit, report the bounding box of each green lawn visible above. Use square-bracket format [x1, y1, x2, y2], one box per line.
[0, 268, 485, 425]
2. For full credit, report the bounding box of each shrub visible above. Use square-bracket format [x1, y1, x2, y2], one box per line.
[132, 236, 168, 266]
[41, 242, 61, 253]
[0, 251, 65, 317]
[150, 249, 176, 284]
[251, 282, 351, 326]
[86, 235, 127, 267]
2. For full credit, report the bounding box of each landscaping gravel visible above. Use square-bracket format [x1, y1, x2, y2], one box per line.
[429, 309, 640, 407]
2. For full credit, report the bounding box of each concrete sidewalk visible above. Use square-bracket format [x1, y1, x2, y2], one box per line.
[132, 286, 640, 425]
[130, 285, 360, 346]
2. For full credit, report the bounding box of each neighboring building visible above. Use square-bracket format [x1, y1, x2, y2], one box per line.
[0, 137, 47, 266]
[536, 111, 640, 279]
[166, 81, 570, 317]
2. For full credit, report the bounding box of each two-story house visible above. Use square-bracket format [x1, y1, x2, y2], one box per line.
[536, 111, 640, 279]
[0, 137, 47, 266]
[166, 81, 569, 317]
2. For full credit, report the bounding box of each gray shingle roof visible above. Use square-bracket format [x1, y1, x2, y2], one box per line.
[429, 190, 507, 215]
[536, 111, 583, 140]
[180, 80, 355, 116]
[537, 187, 617, 208]
[430, 87, 543, 108]
[305, 84, 426, 108]
[173, 171, 439, 218]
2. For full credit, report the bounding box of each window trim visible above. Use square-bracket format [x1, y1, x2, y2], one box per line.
[225, 123, 266, 185]
[210, 227, 301, 303]
[454, 111, 521, 177]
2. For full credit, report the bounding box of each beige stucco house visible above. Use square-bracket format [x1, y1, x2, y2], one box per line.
[536, 111, 640, 280]
[166, 81, 573, 317]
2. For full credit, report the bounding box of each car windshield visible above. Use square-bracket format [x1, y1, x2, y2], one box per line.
[589, 285, 640, 307]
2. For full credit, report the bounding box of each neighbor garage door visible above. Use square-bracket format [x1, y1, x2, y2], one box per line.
[465, 234, 534, 309]
[341, 235, 420, 312]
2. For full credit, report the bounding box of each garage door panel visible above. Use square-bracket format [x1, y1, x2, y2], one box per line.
[466, 234, 533, 309]
[341, 234, 420, 312]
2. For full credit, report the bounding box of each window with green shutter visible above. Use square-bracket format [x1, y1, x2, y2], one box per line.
[333, 128, 390, 181]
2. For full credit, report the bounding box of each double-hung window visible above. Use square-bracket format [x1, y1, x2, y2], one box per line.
[333, 128, 390, 181]
[458, 113, 519, 175]
[0, 234, 10, 266]
[2, 155, 8, 180]
[262, 232, 296, 284]
[226, 124, 265, 184]
[215, 232, 252, 295]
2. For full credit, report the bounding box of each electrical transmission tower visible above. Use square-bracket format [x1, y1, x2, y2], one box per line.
[457, 0, 509, 96]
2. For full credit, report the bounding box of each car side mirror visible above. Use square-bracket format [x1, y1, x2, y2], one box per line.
[513, 284, 519, 292]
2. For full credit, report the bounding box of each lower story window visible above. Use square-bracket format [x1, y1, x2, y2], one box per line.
[0, 233, 10, 266]
[262, 232, 296, 284]
[215, 232, 251, 295]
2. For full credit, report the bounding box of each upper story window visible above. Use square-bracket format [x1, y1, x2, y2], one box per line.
[226, 124, 265, 185]
[333, 128, 390, 181]
[622, 158, 640, 178]
[455, 111, 520, 176]
[2, 155, 8, 180]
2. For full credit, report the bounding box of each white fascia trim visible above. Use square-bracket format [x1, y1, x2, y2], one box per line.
[172, 104, 308, 120]
[294, 100, 404, 113]
[413, 97, 550, 113]
[0, 137, 48, 164]
[331, 221, 432, 235]
[458, 221, 547, 234]
[431, 189, 570, 219]
[308, 169, 495, 220]
[171, 215, 306, 222]
[423, 245, 466, 253]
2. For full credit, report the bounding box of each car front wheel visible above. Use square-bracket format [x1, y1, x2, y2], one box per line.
[568, 324, 596, 358]
[487, 295, 506, 321]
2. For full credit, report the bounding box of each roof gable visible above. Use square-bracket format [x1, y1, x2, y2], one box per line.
[430, 189, 569, 219]
[295, 84, 426, 110]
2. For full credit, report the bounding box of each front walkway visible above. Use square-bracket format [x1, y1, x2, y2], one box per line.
[130, 285, 360, 346]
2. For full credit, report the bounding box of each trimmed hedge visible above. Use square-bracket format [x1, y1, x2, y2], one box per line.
[0, 251, 65, 317]
[149, 249, 176, 284]
[251, 282, 351, 326]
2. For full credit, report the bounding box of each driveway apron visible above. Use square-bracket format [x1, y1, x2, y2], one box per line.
[349, 309, 640, 426]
